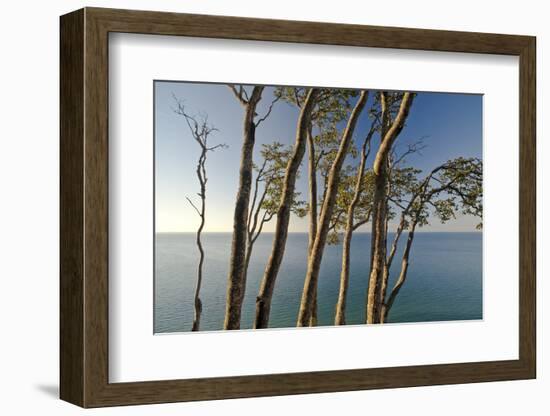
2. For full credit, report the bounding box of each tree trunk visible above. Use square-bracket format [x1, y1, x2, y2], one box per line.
[240, 164, 271, 309]
[378, 216, 405, 324]
[224, 87, 264, 330]
[307, 126, 318, 254]
[297, 90, 369, 327]
[365, 164, 389, 324]
[334, 130, 371, 325]
[254, 88, 320, 329]
[381, 220, 417, 322]
[306, 126, 319, 326]
[365, 92, 414, 324]
[191, 155, 206, 331]
[334, 216, 353, 326]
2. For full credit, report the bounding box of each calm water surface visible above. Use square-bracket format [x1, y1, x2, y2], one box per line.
[154, 232, 482, 333]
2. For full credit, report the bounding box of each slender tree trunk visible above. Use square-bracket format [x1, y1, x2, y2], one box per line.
[240, 165, 270, 308]
[376, 190, 391, 320]
[307, 126, 319, 326]
[380, 160, 453, 323]
[297, 90, 369, 327]
[334, 217, 353, 326]
[242, 211, 271, 305]
[307, 126, 318, 254]
[378, 216, 406, 324]
[381, 220, 417, 322]
[366, 92, 414, 324]
[334, 130, 372, 325]
[191, 155, 206, 331]
[191, 229, 204, 331]
[225, 87, 264, 330]
[254, 88, 320, 329]
[365, 164, 390, 324]
[309, 296, 318, 326]
[243, 240, 253, 291]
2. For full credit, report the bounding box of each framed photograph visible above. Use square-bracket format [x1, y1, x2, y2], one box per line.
[60, 7, 536, 408]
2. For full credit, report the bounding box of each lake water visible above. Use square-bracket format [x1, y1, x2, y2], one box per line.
[154, 232, 482, 333]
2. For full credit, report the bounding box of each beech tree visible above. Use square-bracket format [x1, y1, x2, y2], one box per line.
[173, 98, 226, 331]
[380, 157, 482, 322]
[225, 86, 281, 329]
[333, 119, 378, 325]
[273, 88, 359, 250]
[254, 88, 320, 329]
[297, 90, 369, 327]
[242, 142, 306, 300]
[329, 133, 422, 325]
[275, 88, 362, 325]
[376, 141, 426, 319]
[365, 91, 415, 324]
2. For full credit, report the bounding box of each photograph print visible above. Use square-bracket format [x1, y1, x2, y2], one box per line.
[154, 82, 483, 333]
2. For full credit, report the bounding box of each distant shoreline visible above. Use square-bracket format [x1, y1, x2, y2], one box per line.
[156, 231, 483, 234]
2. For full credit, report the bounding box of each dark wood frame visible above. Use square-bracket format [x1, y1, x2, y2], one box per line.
[60, 7, 536, 408]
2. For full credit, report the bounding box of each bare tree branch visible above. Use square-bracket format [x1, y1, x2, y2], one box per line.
[228, 85, 247, 105]
[392, 137, 428, 167]
[352, 211, 372, 231]
[172, 94, 226, 331]
[185, 196, 201, 216]
[255, 96, 281, 127]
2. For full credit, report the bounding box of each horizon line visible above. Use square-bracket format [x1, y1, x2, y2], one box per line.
[156, 230, 482, 234]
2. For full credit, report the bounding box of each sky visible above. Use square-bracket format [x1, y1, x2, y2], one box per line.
[154, 81, 482, 233]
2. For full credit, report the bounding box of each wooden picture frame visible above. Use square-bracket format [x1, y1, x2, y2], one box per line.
[60, 7, 536, 408]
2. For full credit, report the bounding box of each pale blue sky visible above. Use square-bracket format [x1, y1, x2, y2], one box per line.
[154, 81, 482, 233]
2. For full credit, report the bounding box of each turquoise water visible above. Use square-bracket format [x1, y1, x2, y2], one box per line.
[154, 232, 482, 333]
